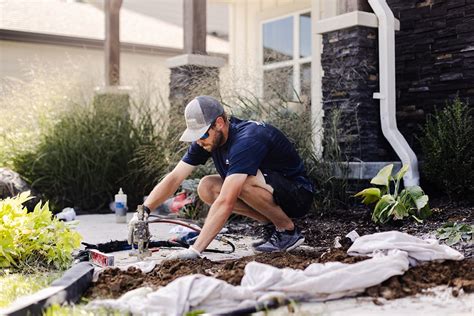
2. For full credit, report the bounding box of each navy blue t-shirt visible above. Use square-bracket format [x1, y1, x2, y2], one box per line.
[182, 117, 313, 192]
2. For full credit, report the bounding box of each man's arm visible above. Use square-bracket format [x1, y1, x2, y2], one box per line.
[191, 173, 248, 253]
[143, 161, 196, 210]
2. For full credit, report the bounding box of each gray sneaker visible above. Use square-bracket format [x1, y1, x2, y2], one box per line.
[251, 223, 275, 248]
[253, 228, 305, 252]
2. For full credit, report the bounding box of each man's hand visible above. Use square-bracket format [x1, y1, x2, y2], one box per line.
[165, 246, 201, 260]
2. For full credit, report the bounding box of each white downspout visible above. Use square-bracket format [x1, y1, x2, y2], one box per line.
[368, 0, 420, 186]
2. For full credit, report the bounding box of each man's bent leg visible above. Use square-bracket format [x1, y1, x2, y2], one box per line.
[197, 175, 271, 223]
[239, 171, 295, 231]
[198, 173, 304, 252]
[240, 171, 307, 252]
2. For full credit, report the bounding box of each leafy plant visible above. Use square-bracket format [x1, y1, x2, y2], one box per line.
[418, 97, 474, 200]
[355, 164, 431, 224]
[436, 222, 473, 246]
[0, 192, 82, 269]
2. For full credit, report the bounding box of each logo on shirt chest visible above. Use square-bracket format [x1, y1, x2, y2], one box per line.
[225, 159, 229, 165]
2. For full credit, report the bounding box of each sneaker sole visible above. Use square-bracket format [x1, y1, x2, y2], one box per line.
[286, 237, 305, 251]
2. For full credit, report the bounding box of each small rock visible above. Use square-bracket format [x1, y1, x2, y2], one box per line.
[0, 167, 40, 210]
[0, 167, 30, 198]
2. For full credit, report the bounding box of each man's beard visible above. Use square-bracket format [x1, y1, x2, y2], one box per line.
[204, 130, 224, 152]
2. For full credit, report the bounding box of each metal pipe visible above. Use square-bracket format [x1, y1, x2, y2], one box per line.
[368, 0, 420, 186]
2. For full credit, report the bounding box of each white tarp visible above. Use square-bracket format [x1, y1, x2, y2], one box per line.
[88, 231, 464, 315]
[347, 231, 464, 264]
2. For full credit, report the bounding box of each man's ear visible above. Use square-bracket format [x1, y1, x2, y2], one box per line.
[215, 116, 226, 129]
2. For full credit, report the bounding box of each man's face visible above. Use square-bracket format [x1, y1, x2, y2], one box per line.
[196, 126, 223, 152]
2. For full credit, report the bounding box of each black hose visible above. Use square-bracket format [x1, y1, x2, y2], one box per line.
[147, 216, 236, 254]
[81, 216, 236, 255]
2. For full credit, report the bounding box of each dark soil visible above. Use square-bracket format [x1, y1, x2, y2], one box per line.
[86, 199, 474, 301]
[228, 198, 474, 257]
[86, 248, 473, 301]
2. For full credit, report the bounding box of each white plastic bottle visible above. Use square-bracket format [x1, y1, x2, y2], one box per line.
[115, 188, 127, 223]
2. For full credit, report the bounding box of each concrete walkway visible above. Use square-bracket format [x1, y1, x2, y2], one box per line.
[75, 213, 255, 266]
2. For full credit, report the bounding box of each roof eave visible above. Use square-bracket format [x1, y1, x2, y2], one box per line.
[0, 29, 228, 59]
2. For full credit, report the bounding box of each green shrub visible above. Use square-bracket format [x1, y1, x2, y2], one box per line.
[13, 98, 161, 211]
[0, 192, 81, 269]
[355, 164, 431, 224]
[419, 97, 474, 200]
[0, 64, 95, 168]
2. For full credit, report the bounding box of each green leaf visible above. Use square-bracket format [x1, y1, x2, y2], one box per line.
[370, 164, 393, 187]
[391, 202, 409, 220]
[404, 186, 430, 210]
[394, 164, 409, 181]
[372, 194, 396, 224]
[457, 224, 473, 233]
[437, 230, 452, 240]
[446, 233, 462, 246]
[354, 188, 381, 204]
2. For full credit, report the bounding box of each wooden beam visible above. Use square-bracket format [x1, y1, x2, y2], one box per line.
[337, 0, 372, 14]
[183, 0, 207, 55]
[105, 0, 122, 86]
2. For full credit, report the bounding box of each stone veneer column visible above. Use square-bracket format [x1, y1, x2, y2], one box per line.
[315, 10, 403, 178]
[321, 26, 397, 161]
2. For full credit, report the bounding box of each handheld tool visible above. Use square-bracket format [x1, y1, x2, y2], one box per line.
[128, 205, 152, 260]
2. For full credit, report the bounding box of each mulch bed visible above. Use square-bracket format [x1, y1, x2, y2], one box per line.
[86, 199, 474, 301]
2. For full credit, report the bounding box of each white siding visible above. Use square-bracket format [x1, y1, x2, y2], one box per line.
[228, 0, 339, 154]
[0, 41, 171, 96]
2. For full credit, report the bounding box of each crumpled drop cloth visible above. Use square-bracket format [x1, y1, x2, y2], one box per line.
[241, 249, 409, 301]
[88, 274, 258, 315]
[347, 231, 464, 265]
[87, 231, 464, 316]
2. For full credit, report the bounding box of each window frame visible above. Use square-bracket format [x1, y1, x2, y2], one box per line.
[260, 9, 312, 101]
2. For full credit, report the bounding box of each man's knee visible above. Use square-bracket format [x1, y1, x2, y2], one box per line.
[240, 173, 273, 198]
[197, 175, 221, 205]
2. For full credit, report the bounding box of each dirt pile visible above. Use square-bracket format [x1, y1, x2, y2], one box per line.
[85, 248, 473, 301]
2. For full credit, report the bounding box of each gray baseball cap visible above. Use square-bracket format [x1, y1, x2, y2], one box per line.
[179, 96, 224, 142]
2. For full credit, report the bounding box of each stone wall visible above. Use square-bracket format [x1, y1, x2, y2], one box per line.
[321, 27, 398, 161]
[387, 0, 474, 151]
[321, 0, 473, 161]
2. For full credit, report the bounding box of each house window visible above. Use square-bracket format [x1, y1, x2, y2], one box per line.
[262, 11, 311, 102]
